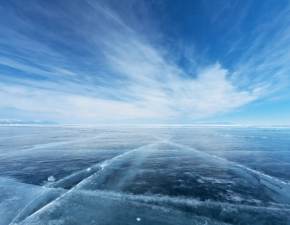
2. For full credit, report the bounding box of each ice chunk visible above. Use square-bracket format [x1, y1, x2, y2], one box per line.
[47, 176, 55, 182]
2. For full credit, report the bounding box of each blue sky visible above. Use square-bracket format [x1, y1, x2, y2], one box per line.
[0, 0, 290, 125]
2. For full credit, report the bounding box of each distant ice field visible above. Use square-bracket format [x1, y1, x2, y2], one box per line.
[0, 126, 290, 225]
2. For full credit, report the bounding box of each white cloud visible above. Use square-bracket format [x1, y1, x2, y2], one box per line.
[0, 0, 283, 123]
[0, 61, 259, 123]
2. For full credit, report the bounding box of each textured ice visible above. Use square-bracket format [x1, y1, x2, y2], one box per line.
[0, 177, 63, 225]
[1, 126, 290, 224]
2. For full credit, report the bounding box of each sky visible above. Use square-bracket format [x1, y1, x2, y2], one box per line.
[0, 0, 290, 125]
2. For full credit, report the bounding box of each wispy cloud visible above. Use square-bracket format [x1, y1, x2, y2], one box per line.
[0, 0, 289, 123]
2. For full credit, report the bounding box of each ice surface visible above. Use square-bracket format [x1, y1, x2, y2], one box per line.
[1, 126, 290, 224]
[15, 189, 231, 225]
[0, 177, 63, 225]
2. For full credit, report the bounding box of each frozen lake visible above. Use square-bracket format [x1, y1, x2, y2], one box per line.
[1, 126, 290, 225]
